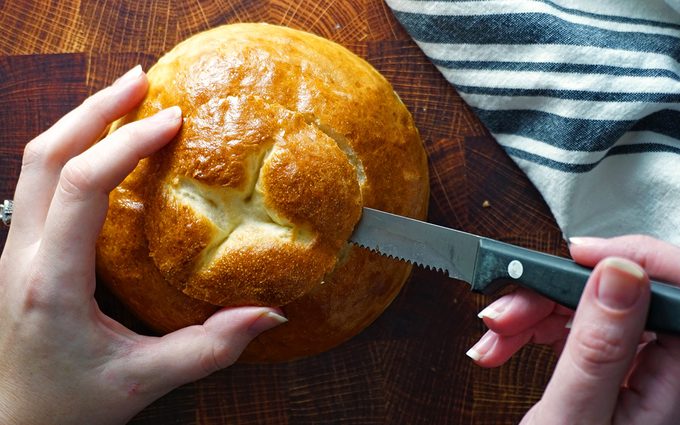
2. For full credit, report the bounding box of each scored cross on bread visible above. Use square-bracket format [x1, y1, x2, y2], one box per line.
[145, 95, 362, 306]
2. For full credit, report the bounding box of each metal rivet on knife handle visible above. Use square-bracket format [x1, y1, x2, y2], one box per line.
[507, 260, 524, 279]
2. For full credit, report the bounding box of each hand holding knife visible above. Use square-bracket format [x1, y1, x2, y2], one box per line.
[350, 207, 680, 334]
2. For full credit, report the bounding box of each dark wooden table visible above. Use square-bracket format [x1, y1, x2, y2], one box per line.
[0, 1, 568, 423]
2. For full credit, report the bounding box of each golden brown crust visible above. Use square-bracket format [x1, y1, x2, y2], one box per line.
[142, 94, 362, 306]
[96, 23, 429, 361]
[240, 247, 413, 362]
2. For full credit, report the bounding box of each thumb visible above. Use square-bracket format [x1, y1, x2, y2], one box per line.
[131, 306, 287, 396]
[527, 257, 649, 424]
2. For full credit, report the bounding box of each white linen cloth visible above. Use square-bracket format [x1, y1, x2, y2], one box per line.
[386, 0, 680, 245]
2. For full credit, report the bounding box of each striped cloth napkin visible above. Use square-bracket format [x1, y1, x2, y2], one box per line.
[386, 0, 680, 245]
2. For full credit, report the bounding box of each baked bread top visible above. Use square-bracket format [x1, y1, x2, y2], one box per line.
[97, 23, 429, 361]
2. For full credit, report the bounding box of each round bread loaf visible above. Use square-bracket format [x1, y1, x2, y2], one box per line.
[96, 23, 429, 362]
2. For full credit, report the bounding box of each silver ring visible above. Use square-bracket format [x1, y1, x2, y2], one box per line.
[1, 199, 13, 227]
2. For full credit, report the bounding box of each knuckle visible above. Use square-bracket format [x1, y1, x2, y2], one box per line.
[21, 137, 61, 169]
[198, 350, 221, 377]
[570, 323, 629, 375]
[215, 345, 239, 370]
[21, 139, 44, 168]
[618, 234, 659, 268]
[612, 234, 680, 282]
[112, 122, 141, 147]
[81, 88, 107, 110]
[21, 270, 53, 312]
[628, 234, 655, 246]
[198, 338, 237, 377]
[109, 125, 145, 159]
[81, 89, 112, 126]
[59, 157, 96, 200]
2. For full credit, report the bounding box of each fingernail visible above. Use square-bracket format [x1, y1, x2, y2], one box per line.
[568, 237, 601, 246]
[597, 258, 645, 310]
[477, 294, 514, 320]
[249, 310, 288, 334]
[465, 331, 497, 361]
[112, 64, 143, 87]
[641, 331, 657, 344]
[150, 106, 182, 122]
[565, 316, 574, 329]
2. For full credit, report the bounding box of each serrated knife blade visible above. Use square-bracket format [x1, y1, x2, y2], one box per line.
[349, 207, 680, 335]
[349, 207, 479, 282]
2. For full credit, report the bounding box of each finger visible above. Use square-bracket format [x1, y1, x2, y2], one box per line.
[615, 335, 680, 422]
[477, 288, 569, 336]
[37, 107, 181, 283]
[10, 65, 148, 245]
[470, 289, 570, 366]
[131, 307, 287, 396]
[569, 235, 680, 282]
[531, 257, 649, 424]
[467, 313, 570, 368]
[568, 235, 680, 422]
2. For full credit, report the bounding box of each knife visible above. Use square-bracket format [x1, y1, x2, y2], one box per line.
[349, 207, 680, 334]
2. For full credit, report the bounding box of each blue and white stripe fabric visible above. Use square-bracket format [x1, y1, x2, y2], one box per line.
[386, 0, 680, 245]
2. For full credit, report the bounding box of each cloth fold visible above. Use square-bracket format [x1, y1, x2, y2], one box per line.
[386, 0, 680, 245]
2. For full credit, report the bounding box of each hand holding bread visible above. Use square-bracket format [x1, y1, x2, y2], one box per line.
[0, 23, 428, 423]
[0, 66, 286, 425]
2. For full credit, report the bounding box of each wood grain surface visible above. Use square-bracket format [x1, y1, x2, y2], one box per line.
[0, 1, 568, 423]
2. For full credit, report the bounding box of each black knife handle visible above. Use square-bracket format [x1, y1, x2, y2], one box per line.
[471, 238, 680, 335]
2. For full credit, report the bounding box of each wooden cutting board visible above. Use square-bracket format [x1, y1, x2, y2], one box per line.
[0, 1, 568, 423]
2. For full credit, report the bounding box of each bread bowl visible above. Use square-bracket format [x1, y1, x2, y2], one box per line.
[96, 23, 429, 362]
